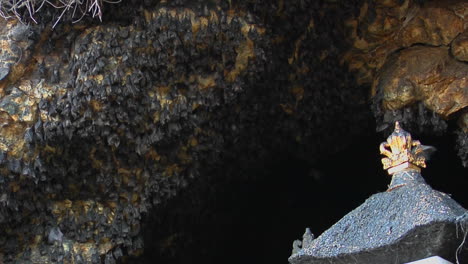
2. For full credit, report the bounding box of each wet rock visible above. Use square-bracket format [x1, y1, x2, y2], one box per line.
[452, 30, 468, 62]
[344, 0, 467, 164]
[376, 46, 467, 118]
[346, 1, 466, 85]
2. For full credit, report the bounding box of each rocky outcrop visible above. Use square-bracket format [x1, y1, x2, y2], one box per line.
[344, 0, 467, 165]
[376, 46, 467, 118]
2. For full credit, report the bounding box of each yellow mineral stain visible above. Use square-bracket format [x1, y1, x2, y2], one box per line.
[72, 242, 95, 261]
[189, 137, 198, 147]
[156, 86, 170, 96]
[152, 111, 160, 123]
[107, 205, 116, 224]
[291, 86, 304, 102]
[82, 200, 92, 214]
[163, 164, 182, 177]
[144, 9, 152, 23]
[89, 99, 103, 112]
[225, 21, 264, 82]
[192, 103, 200, 111]
[177, 147, 191, 163]
[191, 15, 201, 36]
[280, 104, 294, 115]
[98, 239, 113, 255]
[0, 121, 27, 158]
[353, 37, 370, 50]
[195, 75, 216, 90]
[146, 149, 161, 161]
[33, 235, 42, 244]
[90, 74, 104, 83]
[288, 36, 304, 64]
[119, 167, 132, 186]
[119, 192, 129, 202]
[155, 86, 173, 108]
[90, 147, 103, 169]
[226, 38, 254, 82]
[319, 50, 329, 62]
[131, 193, 139, 204]
[64, 199, 73, 208]
[43, 144, 57, 154]
[9, 182, 20, 193]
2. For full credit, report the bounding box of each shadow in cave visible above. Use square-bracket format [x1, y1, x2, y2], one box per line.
[130, 129, 467, 264]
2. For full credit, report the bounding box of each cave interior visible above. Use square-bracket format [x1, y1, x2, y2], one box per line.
[0, 0, 467, 263]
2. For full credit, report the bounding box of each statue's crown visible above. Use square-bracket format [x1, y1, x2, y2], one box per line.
[379, 122, 427, 175]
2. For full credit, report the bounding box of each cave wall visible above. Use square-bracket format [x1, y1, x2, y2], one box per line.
[0, 0, 466, 263]
[344, 0, 468, 164]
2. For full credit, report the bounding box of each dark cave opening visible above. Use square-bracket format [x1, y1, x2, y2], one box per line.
[132, 123, 467, 264]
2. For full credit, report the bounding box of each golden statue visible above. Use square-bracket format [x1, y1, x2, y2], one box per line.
[379, 122, 429, 175]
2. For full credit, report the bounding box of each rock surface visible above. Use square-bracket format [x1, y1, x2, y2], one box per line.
[0, 0, 370, 262]
[377, 46, 467, 118]
[452, 30, 468, 62]
[344, 0, 467, 164]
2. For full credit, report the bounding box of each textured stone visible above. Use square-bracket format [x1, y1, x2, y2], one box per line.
[0, 1, 369, 262]
[343, 0, 468, 166]
[0, 5, 270, 262]
[398, 6, 464, 48]
[376, 46, 468, 118]
[345, 1, 466, 86]
[452, 30, 468, 62]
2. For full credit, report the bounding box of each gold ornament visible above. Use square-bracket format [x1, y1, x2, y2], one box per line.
[380, 122, 427, 175]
